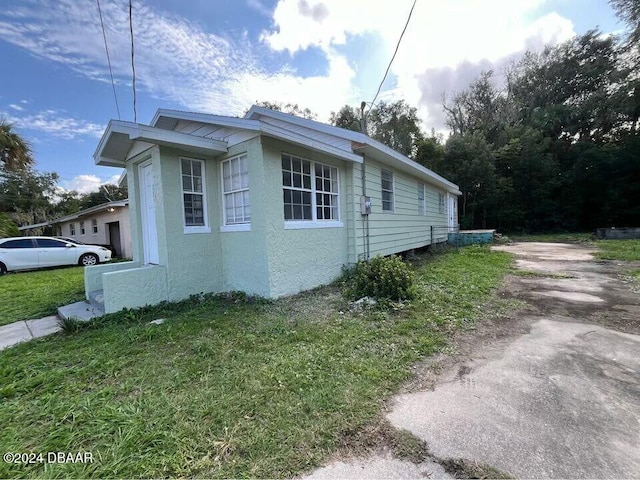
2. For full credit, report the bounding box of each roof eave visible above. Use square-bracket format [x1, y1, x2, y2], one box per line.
[94, 120, 229, 166]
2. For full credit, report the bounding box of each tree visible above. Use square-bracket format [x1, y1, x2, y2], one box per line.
[0, 167, 59, 227]
[415, 130, 445, 171]
[609, 0, 640, 48]
[253, 101, 317, 120]
[367, 100, 424, 158]
[330, 100, 425, 158]
[0, 119, 34, 172]
[78, 184, 128, 209]
[329, 105, 361, 132]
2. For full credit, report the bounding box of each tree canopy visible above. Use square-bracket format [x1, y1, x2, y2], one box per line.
[0, 119, 33, 172]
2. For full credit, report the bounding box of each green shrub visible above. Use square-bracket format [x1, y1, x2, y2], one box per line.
[343, 255, 416, 301]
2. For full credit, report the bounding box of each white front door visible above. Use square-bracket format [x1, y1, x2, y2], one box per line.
[140, 162, 159, 265]
[448, 194, 458, 232]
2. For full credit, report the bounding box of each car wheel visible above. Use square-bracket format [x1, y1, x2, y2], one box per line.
[79, 253, 99, 266]
[0, 262, 6, 275]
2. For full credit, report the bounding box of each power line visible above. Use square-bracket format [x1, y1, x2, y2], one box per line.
[365, 0, 418, 121]
[96, 0, 120, 120]
[129, 0, 137, 123]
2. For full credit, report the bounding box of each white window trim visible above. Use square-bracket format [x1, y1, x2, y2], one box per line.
[91, 219, 98, 235]
[418, 182, 426, 216]
[220, 224, 251, 233]
[381, 169, 395, 213]
[80, 221, 86, 236]
[282, 152, 342, 228]
[220, 153, 251, 230]
[284, 221, 343, 230]
[180, 157, 211, 234]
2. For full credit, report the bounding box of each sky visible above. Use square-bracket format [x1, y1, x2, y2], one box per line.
[0, 0, 623, 194]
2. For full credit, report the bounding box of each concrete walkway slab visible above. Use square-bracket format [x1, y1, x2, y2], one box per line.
[58, 301, 104, 322]
[0, 321, 33, 350]
[26, 316, 61, 338]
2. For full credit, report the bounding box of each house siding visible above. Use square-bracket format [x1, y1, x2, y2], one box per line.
[353, 158, 450, 258]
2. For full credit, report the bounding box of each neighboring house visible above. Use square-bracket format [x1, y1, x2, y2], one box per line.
[88, 106, 461, 313]
[19, 201, 132, 258]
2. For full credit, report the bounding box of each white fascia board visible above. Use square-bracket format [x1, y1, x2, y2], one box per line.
[152, 109, 261, 131]
[258, 123, 363, 164]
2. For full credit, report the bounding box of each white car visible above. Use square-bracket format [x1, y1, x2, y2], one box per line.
[0, 236, 112, 274]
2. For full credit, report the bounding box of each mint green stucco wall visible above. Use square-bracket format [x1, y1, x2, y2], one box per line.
[156, 146, 223, 301]
[217, 138, 271, 297]
[261, 138, 350, 297]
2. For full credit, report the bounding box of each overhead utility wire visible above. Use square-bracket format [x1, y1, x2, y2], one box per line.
[365, 0, 418, 121]
[129, 0, 137, 122]
[96, 0, 120, 120]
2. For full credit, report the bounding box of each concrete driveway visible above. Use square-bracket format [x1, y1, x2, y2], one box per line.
[307, 243, 640, 479]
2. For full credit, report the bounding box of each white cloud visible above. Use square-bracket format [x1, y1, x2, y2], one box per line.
[8, 104, 24, 111]
[0, 0, 578, 132]
[262, 0, 576, 127]
[61, 173, 121, 194]
[0, 110, 105, 139]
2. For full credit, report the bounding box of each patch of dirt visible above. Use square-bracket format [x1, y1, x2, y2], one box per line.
[438, 458, 514, 479]
[336, 418, 429, 464]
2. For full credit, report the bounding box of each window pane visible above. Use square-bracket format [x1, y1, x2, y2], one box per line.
[282, 170, 291, 187]
[193, 177, 202, 193]
[303, 205, 312, 219]
[315, 178, 322, 191]
[293, 173, 302, 188]
[317, 207, 323, 219]
[37, 239, 66, 248]
[241, 171, 249, 189]
[302, 191, 312, 206]
[293, 205, 302, 219]
[292, 158, 301, 173]
[303, 161, 310, 175]
[282, 155, 290, 171]
[303, 174, 311, 190]
[284, 204, 293, 220]
[284, 189, 292, 203]
[192, 161, 202, 177]
[181, 159, 191, 175]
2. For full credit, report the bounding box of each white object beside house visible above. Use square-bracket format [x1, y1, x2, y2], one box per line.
[19, 201, 132, 259]
[87, 106, 461, 313]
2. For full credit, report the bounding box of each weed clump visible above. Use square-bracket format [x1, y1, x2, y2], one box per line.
[343, 255, 416, 302]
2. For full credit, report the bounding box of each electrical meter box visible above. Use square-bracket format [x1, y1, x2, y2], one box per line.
[360, 195, 372, 215]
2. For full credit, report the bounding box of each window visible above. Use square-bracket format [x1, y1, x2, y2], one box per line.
[57, 226, 62, 236]
[438, 192, 445, 214]
[80, 221, 85, 235]
[35, 238, 66, 248]
[381, 169, 394, 212]
[222, 154, 250, 226]
[70, 223, 76, 236]
[0, 239, 34, 249]
[92, 219, 98, 234]
[181, 158, 207, 228]
[282, 154, 339, 223]
[418, 182, 425, 215]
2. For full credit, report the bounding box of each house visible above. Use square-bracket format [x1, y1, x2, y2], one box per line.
[18, 200, 132, 258]
[87, 106, 460, 313]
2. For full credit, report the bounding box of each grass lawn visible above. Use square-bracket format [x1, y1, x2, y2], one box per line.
[0, 267, 85, 327]
[0, 246, 511, 479]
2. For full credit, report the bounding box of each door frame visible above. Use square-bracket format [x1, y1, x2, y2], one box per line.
[138, 160, 159, 265]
